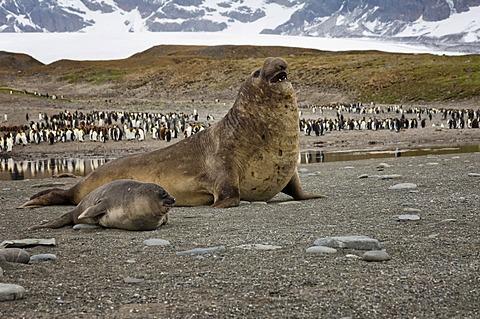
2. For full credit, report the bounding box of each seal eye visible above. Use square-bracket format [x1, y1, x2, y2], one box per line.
[253, 69, 260, 78]
[270, 71, 287, 83]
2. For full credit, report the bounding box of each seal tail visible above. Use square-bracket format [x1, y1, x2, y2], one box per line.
[18, 188, 75, 209]
[28, 211, 74, 230]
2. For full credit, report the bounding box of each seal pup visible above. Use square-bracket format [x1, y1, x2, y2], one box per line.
[28, 180, 175, 231]
[20, 57, 325, 209]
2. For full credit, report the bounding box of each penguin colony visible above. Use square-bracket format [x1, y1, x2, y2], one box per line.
[1, 103, 479, 152]
[0, 109, 213, 152]
[299, 103, 479, 136]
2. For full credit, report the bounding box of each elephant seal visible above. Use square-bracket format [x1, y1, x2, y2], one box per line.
[28, 180, 175, 231]
[20, 57, 325, 209]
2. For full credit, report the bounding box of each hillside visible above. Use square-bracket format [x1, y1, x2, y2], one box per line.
[0, 45, 479, 105]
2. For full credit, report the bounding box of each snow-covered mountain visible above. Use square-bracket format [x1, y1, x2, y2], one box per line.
[1, 0, 479, 52]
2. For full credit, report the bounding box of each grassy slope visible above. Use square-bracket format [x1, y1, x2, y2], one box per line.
[0, 45, 479, 104]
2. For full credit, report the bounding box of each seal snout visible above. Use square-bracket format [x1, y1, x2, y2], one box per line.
[262, 57, 288, 84]
[163, 195, 176, 207]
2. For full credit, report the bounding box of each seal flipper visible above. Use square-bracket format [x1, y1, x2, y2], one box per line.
[211, 176, 241, 208]
[77, 201, 108, 220]
[28, 211, 75, 230]
[18, 188, 75, 209]
[281, 172, 327, 200]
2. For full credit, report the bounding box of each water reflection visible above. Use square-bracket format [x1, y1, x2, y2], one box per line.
[298, 144, 479, 164]
[1, 144, 478, 180]
[0, 157, 111, 181]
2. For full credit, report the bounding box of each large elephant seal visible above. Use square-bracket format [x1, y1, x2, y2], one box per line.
[20, 57, 325, 209]
[29, 180, 175, 231]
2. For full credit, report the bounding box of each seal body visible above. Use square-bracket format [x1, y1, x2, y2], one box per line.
[21, 57, 325, 209]
[29, 180, 175, 231]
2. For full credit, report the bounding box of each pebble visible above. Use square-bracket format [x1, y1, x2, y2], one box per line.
[0, 248, 30, 264]
[239, 201, 251, 206]
[362, 250, 391, 262]
[123, 277, 144, 284]
[30, 254, 57, 261]
[277, 201, 302, 205]
[440, 218, 457, 223]
[467, 173, 480, 177]
[377, 163, 392, 168]
[0, 283, 25, 301]
[389, 183, 418, 190]
[314, 236, 381, 250]
[306, 246, 337, 254]
[143, 239, 170, 246]
[72, 224, 100, 230]
[233, 244, 282, 250]
[401, 202, 415, 207]
[250, 201, 268, 205]
[397, 214, 421, 221]
[375, 174, 402, 180]
[403, 207, 421, 212]
[357, 174, 369, 179]
[176, 245, 226, 256]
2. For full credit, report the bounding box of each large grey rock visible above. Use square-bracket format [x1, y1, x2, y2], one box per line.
[314, 236, 381, 250]
[233, 244, 282, 250]
[0, 284, 25, 301]
[363, 250, 391, 262]
[30, 254, 57, 262]
[0, 248, 30, 264]
[389, 183, 417, 190]
[0, 238, 56, 248]
[73, 224, 101, 230]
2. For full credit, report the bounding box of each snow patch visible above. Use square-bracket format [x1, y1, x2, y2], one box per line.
[396, 5, 480, 42]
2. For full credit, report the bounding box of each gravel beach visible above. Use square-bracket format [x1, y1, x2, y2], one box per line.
[1, 97, 479, 318]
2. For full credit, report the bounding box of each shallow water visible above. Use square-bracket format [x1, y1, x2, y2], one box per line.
[1, 144, 479, 180]
[299, 144, 480, 164]
[0, 157, 111, 181]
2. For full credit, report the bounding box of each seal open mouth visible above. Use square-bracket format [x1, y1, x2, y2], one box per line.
[270, 71, 287, 83]
[163, 196, 176, 207]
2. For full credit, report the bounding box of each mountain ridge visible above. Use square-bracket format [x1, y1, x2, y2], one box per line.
[1, 0, 479, 53]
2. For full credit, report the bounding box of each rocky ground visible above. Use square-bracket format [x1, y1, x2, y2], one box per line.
[0, 96, 479, 318]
